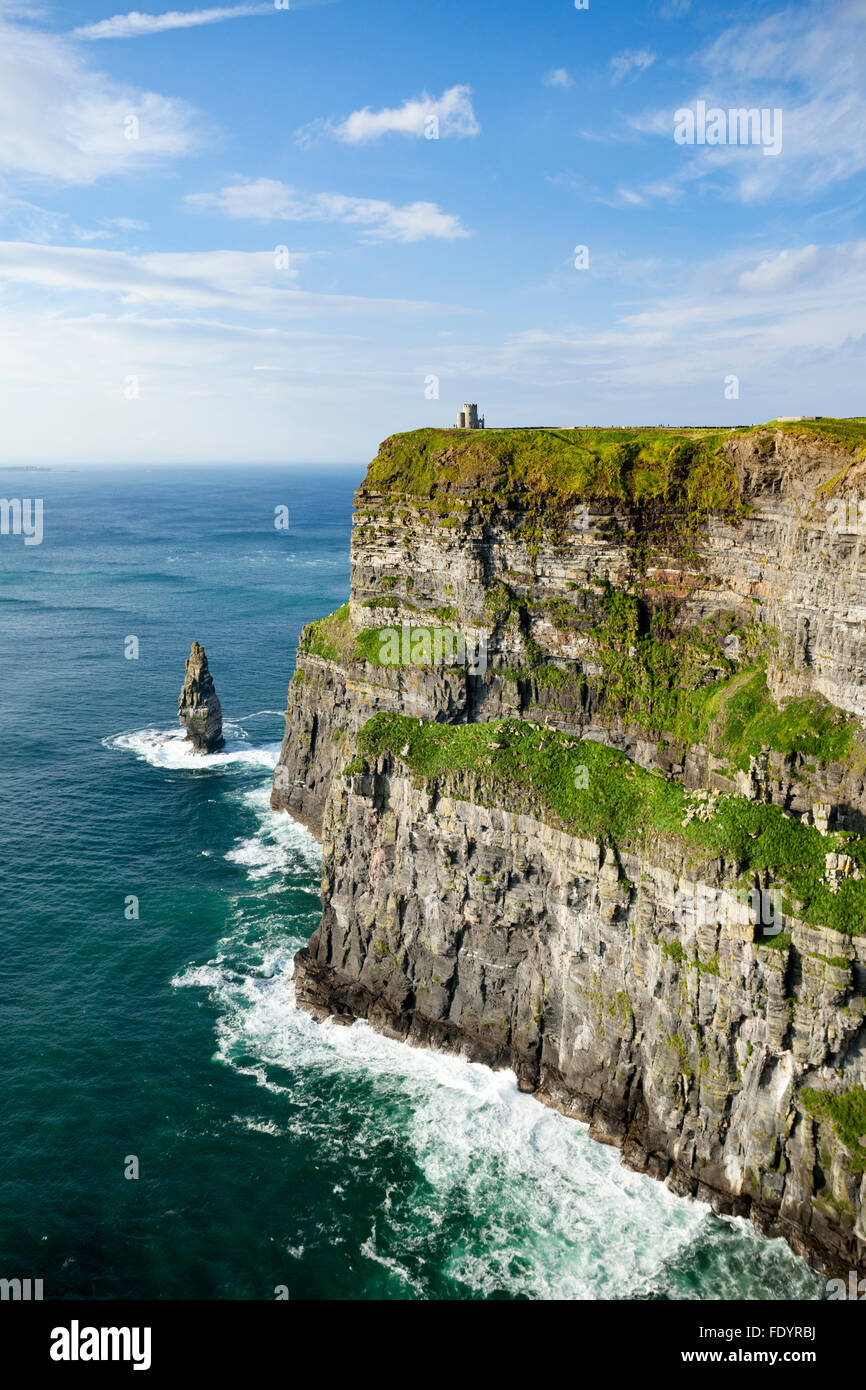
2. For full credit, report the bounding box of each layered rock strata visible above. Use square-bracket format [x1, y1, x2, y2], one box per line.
[295, 752, 866, 1278]
[272, 421, 866, 1276]
[178, 641, 224, 753]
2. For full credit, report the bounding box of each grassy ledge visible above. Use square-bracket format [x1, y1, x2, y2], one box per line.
[299, 604, 469, 671]
[800, 1086, 866, 1170]
[358, 418, 866, 507]
[352, 713, 866, 936]
[360, 426, 742, 513]
[300, 605, 860, 771]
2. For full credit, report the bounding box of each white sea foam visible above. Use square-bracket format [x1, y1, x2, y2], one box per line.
[105, 726, 281, 772]
[168, 741, 822, 1301]
[174, 931, 766, 1299]
[233, 710, 285, 721]
[223, 784, 321, 881]
[231, 1114, 286, 1136]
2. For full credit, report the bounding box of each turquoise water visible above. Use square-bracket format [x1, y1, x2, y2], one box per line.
[0, 466, 826, 1300]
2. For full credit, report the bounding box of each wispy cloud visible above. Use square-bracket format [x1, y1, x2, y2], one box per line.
[623, 2, 866, 205]
[185, 178, 470, 242]
[71, 5, 273, 41]
[543, 68, 574, 89]
[423, 238, 866, 417]
[298, 84, 480, 145]
[0, 239, 469, 318]
[610, 50, 656, 84]
[0, 13, 200, 183]
[0, 236, 468, 462]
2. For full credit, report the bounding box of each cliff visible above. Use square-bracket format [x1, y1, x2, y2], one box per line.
[273, 417, 866, 1277]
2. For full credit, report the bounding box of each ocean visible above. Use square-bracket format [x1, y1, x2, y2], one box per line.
[0, 465, 826, 1301]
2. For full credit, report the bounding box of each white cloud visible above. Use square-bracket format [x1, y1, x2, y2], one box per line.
[0, 13, 200, 183]
[185, 178, 469, 242]
[626, 3, 866, 204]
[72, 5, 273, 40]
[0, 241, 294, 311]
[104, 216, 150, 231]
[737, 245, 822, 293]
[610, 50, 656, 84]
[187, 177, 292, 221]
[299, 84, 480, 145]
[544, 68, 574, 89]
[0, 236, 862, 462]
[0, 236, 470, 462]
[0, 198, 152, 244]
[0, 239, 465, 315]
[404, 236, 866, 435]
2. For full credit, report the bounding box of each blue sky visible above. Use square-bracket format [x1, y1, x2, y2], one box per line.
[0, 0, 863, 463]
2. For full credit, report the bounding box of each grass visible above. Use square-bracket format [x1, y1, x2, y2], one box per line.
[696, 668, 855, 769]
[513, 580, 857, 769]
[359, 419, 866, 509]
[759, 417, 866, 459]
[300, 606, 468, 671]
[353, 713, 866, 936]
[302, 598, 859, 775]
[299, 603, 352, 663]
[801, 1085, 866, 1170]
[361, 426, 743, 519]
[354, 623, 465, 668]
[657, 662, 857, 771]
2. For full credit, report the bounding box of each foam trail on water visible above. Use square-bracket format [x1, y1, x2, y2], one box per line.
[170, 744, 825, 1301]
[233, 709, 285, 721]
[175, 932, 822, 1300]
[105, 726, 281, 772]
[224, 784, 320, 880]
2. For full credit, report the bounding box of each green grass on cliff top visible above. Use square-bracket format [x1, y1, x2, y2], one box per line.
[359, 419, 866, 504]
[361, 426, 737, 508]
[354, 713, 866, 937]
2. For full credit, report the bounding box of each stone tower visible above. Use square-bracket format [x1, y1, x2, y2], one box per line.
[455, 403, 484, 429]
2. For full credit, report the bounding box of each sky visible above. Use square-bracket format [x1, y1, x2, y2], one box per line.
[0, 0, 864, 464]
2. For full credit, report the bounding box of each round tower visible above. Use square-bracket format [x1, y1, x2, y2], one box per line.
[456, 410, 466, 428]
[464, 403, 479, 429]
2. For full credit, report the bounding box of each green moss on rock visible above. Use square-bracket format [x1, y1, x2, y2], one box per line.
[355, 712, 866, 936]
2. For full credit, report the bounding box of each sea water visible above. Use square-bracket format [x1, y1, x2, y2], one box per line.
[0, 465, 825, 1300]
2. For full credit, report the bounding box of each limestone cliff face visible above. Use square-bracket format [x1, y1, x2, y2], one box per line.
[347, 432, 866, 721]
[270, 650, 467, 836]
[178, 642, 224, 754]
[296, 756, 866, 1278]
[274, 426, 866, 831]
[272, 421, 866, 1277]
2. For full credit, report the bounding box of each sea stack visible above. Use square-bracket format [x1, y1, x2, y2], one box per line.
[178, 642, 224, 754]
